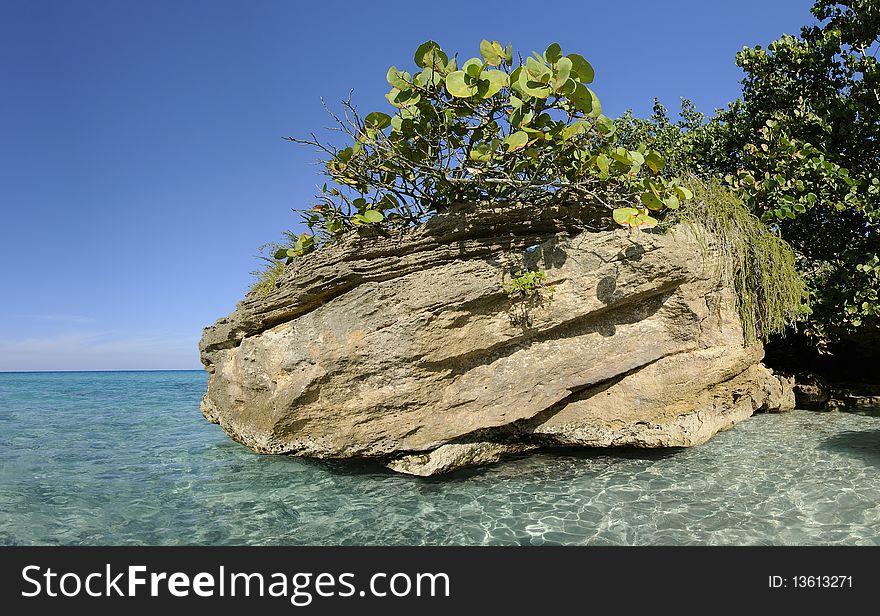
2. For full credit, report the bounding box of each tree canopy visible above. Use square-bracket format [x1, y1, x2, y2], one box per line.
[615, 0, 879, 345]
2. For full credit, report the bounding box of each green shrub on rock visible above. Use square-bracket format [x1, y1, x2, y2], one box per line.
[285, 39, 692, 248]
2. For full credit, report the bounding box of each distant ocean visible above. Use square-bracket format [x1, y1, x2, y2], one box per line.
[1, 370, 879, 545]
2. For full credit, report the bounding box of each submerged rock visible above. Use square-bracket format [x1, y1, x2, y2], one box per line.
[199, 204, 793, 475]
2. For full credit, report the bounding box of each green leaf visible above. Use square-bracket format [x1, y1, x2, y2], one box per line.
[521, 126, 546, 139]
[673, 186, 694, 201]
[561, 121, 587, 140]
[569, 84, 601, 116]
[662, 194, 681, 210]
[633, 213, 659, 229]
[521, 81, 552, 98]
[477, 70, 508, 98]
[595, 153, 610, 175]
[390, 88, 420, 108]
[469, 142, 494, 162]
[492, 41, 511, 63]
[553, 56, 572, 91]
[377, 194, 399, 211]
[385, 88, 402, 108]
[640, 191, 664, 211]
[518, 66, 552, 98]
[362, 209, 384, 223]
[502, 43, 513, 63]
[414, 41, 448, 71]
[567, 54, 594, 83]
[364, 112, 391, 130]
[462, 57, 484, 78]
[503, 130, 529, 152]
[544, 42, 563, 64]
[525, 56, 551, 82]
[274, 248, 289, 260]
[509, 66, 525, 96]
[645, 151, 665, 174]
[386, 66, 412, 91]
[510, 107, 533, 128]
[295, 233, 315, 249]
[399, 105, 419, 120]
[414, 69, 444, 88]
[445, 71, 477, 98]
[560, 77, 577, 96]
[595, 115, 615, 136]
[613, 207, 639, 226]
[480, 39, 502, 66]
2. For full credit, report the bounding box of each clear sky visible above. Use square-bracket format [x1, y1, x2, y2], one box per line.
[0, 0, 815, 371]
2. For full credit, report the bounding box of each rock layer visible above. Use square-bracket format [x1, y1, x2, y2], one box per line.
[199, 204, 794, 475]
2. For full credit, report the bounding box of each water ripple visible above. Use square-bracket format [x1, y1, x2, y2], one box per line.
[1, 371, 879, 545]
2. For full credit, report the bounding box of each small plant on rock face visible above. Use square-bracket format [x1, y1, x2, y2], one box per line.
[286, 39, 693, 247]
[273, 232, 316, 263]
[505, 269, 553, 329]
[249, 231, 316, 294]
[504, 270, 549, 300]
[249, 245, 288, 295]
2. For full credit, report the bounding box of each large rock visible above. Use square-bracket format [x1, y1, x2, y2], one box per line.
[199, 203, 793, 475]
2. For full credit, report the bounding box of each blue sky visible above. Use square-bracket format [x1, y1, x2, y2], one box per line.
[0, 0, 814, 371]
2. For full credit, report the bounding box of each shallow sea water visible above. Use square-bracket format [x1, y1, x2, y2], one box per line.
[1, 370, 879, 545]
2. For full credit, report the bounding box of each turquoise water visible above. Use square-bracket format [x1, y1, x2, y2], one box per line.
[1, 370, 879, 545]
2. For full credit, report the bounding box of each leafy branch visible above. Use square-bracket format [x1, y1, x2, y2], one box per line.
[283, 39, 693, 253]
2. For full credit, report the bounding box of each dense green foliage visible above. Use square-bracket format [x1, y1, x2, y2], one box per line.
[615, 0, 879, 345]
[286, 39, 693, 246]
[255, 2, 877, 354]
[726, 0, 879, 340]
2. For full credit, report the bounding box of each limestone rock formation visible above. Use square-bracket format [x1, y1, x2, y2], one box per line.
[199, 204, 794, 475]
